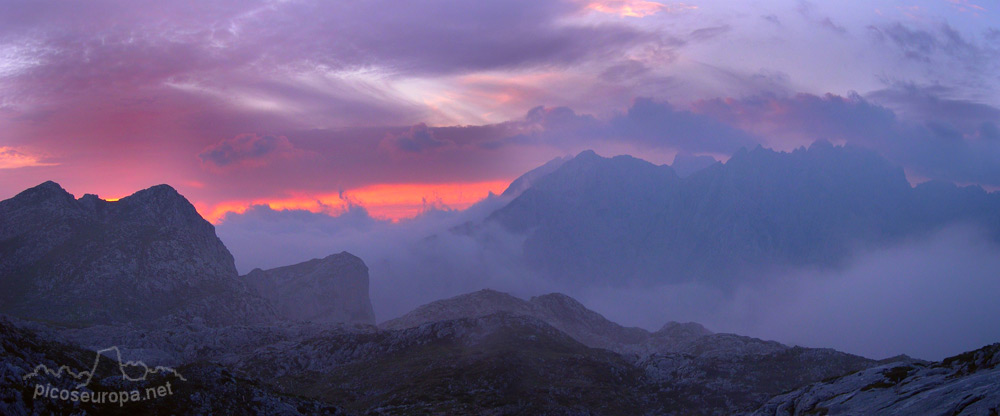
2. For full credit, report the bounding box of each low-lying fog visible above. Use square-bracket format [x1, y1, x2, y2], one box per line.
[218, 200, 1000, 361]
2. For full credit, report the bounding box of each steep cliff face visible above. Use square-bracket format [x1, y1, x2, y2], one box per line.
[243, 252, 376, 325]
[0, 181, 273, 326]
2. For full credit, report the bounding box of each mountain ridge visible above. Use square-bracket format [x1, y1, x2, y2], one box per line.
[0, 181, 270, 326]
[487, 143, 1000, 284]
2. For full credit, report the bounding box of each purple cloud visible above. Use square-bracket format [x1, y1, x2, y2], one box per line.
[199, 134, 307, 169]
[380, 123, 453, 154]
[693, 90, 1000, 185]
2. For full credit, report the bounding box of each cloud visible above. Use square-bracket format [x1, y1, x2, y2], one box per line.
[198, 134, 308, 169]
[610, 97, 758, 153]
[867, 22, 999, 83]
[0, 147, 56, 169]
[689, 25, 731, 41]
[599, 59, 650, 82]
[380, 123, 453, 154]
[733, 226, 1000, 360]
[944, 0, 986, 15]
[215, 193, 552, 320]
[692, 91, 1000, 185]
[456, 98, 757, 155]
[575, 225, 1000, 361]
[819, 17, 847, 35]
[866, 83, 1000, 131]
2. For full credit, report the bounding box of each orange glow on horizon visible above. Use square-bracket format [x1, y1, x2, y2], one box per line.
[198, 180, 511, 224]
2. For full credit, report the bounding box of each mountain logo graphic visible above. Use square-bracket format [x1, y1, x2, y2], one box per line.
[22, 346, 186, 389]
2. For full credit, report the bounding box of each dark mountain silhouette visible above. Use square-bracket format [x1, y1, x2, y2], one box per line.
[0, 181, 274, 326]
[488, 142, 1000, 284]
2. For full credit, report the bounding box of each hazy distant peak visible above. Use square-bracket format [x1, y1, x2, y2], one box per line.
[671, 152, 719, 177]
[243, 250, 375, 325]
[501, 155, 569, 197]
[575, 149, 600, 159]
[529, 292, 586, 307]
[655, 321, 713, 338]
[809, 138, 835, 150]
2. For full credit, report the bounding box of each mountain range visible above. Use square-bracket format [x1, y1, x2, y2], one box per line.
[488, 142, 1000, 284]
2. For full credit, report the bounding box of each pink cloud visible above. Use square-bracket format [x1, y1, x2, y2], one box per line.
[0, 147, 57, 169]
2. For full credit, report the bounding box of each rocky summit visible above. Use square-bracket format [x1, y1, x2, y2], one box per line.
[0, 181, 274, 327]
[244, 252, 376, 325]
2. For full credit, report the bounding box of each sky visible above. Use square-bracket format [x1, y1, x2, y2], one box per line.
[1, 0, 999, 221]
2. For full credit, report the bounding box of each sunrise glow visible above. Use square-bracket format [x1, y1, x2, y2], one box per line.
[200, 180, 510, 224]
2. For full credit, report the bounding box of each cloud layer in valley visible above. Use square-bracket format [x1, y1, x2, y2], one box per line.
[218, 191, 1000, 362]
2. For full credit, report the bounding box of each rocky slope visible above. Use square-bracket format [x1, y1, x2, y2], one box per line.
[244, 252, 376, 325]
[750, 343, 1000, 415]
[383, 289, 806, 358]
[0, 181, 273, 326]
[375, 289, 875, 413]
[0, 316, 344, 415]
